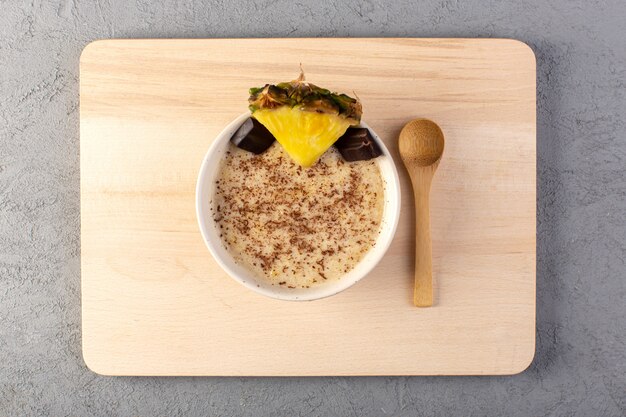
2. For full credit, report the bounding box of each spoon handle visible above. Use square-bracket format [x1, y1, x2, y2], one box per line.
[413, 172, 434, 307]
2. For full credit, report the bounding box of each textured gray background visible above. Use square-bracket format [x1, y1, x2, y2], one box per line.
[1, 0, 625, 415]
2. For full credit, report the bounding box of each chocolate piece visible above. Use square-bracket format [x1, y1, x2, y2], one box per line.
[230, 118, 275, 154]
[334, 127, 382, 162]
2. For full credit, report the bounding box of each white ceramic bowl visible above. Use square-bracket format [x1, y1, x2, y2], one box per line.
[196, 113, 401, 301]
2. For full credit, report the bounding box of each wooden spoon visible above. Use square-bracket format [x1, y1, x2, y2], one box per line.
[399, 119, 445, 307]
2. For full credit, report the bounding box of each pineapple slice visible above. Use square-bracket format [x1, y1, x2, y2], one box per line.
[248, 70, 362, 167]
[252, 107, 355, 167]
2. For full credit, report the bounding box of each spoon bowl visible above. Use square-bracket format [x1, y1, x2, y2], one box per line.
[399, 119, 445, 167]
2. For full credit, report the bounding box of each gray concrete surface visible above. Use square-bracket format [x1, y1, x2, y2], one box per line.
[1, 0, 625, 415]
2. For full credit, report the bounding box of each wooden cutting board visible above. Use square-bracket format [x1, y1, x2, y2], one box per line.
[80, 38, 536, 376]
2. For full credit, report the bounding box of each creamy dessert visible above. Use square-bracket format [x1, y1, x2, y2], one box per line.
[211, 143, 383, 288]
[210, 70, 385, 288]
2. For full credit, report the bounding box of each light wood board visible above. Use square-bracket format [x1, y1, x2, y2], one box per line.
[80, 38, 536, 376]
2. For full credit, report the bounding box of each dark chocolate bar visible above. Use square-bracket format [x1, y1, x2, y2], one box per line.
[334, 127, 382, 162]
[230, 118, 275, 154]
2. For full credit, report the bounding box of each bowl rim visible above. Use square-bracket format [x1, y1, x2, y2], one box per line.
[196, 112, 401, 301]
